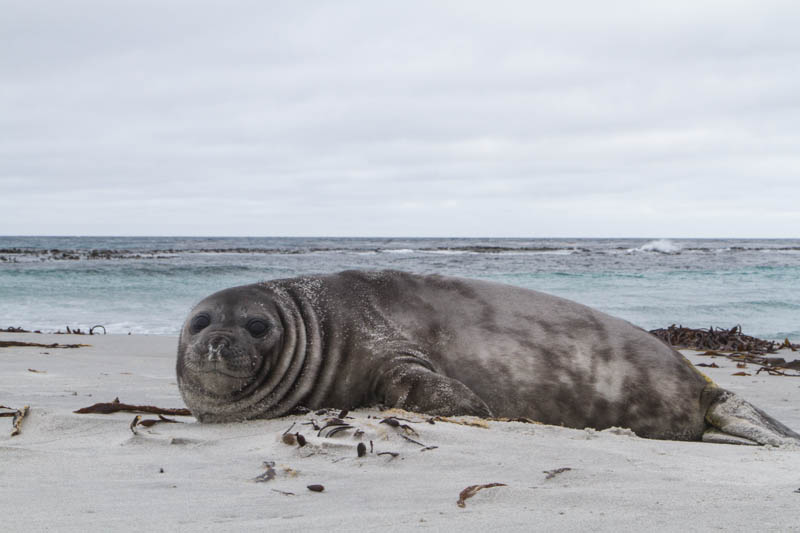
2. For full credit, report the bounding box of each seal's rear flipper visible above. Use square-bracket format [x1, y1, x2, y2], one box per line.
[705, 388, 800, 447]
[701, 428, 758, 445]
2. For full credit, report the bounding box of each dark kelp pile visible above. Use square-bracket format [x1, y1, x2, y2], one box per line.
[650, 325, 800, 375]
[649, 324, 798, 354]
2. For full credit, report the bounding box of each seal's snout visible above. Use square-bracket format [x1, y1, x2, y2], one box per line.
[207, 334, 231, 362]
[208, 334, 230, 349]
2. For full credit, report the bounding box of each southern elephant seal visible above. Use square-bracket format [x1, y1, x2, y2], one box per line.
[176, 270, 800, 446]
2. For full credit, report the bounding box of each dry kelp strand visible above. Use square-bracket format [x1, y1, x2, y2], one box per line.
[0, 327, 38, 333]
[379, 416, 419, 436]
[129, 415, 141, 434]
[136, 414, 182, 428]
[254, 462, 277, 483]
[302, 419, 321, 431]
[377, 451, 399, 459]
[400, 434, 427, 447]
[11, 405, 29, 436]
[544, 467, 572, 480]
[317, 419, 354, 438]
[320, 425, 353, 438]
[756, 367, 800, 377]
[430, 416, 489, 428]
[456, 483, 506, 508]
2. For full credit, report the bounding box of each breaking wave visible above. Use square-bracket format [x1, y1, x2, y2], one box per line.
[628, 239, 682, 254]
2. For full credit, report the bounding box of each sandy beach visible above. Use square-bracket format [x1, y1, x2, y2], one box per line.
[2, 331, 799, 532]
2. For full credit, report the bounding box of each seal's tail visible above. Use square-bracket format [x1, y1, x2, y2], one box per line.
[702, 387, 800, 446]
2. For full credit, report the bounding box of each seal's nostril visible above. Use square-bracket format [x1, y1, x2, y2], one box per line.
[208, 335, 229, 349]
[207, 343, 224, 362]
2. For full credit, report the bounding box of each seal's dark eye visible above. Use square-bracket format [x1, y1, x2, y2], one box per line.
[191, 313, 211, 333]
[246, 319, 268, 338]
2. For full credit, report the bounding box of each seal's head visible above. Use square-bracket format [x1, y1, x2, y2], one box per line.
[177, 285, 283, 418]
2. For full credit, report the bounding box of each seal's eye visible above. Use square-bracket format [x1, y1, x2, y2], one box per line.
[246, 319, 268, 338]
[190, 313, 211, 333]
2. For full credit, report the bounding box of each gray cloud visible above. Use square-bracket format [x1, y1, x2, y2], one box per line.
[2, 1, 799, 236]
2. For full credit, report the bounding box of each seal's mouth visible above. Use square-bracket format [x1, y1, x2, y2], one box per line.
[197, 365, 252, 379]
[184, 359, 256, 397]
[186, 349, 260, 380]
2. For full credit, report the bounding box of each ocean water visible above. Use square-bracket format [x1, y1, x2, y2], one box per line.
[1, 237, 799, 341]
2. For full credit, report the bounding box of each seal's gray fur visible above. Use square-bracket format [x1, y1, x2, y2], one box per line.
[176, 270, 800, 445]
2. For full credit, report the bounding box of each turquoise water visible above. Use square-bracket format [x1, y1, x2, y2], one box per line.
[1, 237, 799, 340]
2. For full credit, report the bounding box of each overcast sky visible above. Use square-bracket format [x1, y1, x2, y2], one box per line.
[2, 1, 799, 237]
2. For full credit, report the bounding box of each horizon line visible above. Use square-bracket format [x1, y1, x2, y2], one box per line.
[1, 235, 798, 240]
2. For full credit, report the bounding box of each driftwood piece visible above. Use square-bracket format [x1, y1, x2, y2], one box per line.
[0, 341, 88, 349]
[74, 397, 191, 416]
[456, 482, 507, 508]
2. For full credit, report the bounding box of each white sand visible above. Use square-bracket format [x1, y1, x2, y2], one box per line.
[2, 332, 799, 532]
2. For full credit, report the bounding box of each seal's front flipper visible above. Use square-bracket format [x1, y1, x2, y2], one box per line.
[705, 388, 800, 446]
[376, 363, 493, 418]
